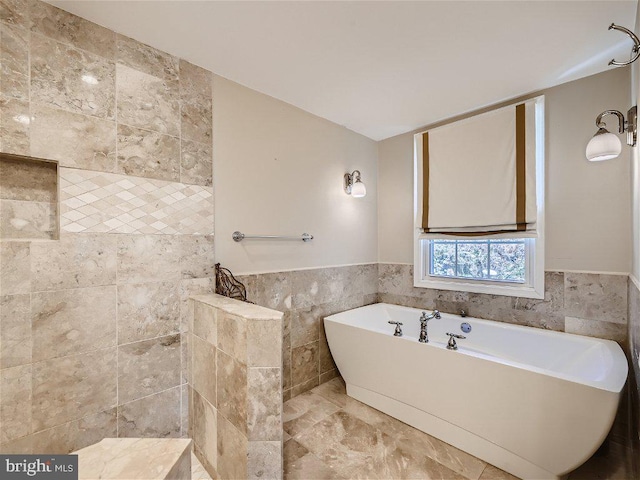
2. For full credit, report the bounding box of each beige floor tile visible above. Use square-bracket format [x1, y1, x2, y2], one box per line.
[296, 410, 466, 480]
[312, 377, 348, 407]
[285, 451, 346, 480]
[479, 464, 520, 480]
[285, 378, 629, 480]
[327, 384, 486, 479]
[283, 391, 340, 437]
[284, 439, 310, 464]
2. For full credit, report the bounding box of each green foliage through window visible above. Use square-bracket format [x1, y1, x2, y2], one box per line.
[429, 239, 526, 283]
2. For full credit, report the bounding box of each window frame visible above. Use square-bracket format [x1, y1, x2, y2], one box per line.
[413, 96, 545, 299]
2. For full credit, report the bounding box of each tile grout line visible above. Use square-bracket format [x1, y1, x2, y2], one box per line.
[118, 384, 183, 408]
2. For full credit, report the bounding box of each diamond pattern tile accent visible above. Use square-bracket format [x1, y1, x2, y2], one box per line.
[60, 168, 214, 234]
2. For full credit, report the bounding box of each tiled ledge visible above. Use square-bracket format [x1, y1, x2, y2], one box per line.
[191, 293, 283, 321]
[74, 438, 192, 479]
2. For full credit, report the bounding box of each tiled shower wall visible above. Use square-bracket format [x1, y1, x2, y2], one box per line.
[0, 0, 214, 454]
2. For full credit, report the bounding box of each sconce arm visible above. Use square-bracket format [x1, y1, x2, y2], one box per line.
[608, 23, 640, 67]
[595, 110, 626, 134]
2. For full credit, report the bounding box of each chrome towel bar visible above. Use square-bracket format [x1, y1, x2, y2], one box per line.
[232, 231, 313, 242]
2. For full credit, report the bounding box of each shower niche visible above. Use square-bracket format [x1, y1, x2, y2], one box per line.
[0, 152, 59, 240]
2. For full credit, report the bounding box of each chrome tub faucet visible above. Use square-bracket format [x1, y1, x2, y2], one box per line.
[419, 310, 440, 343]
[388, 320, 403, 336]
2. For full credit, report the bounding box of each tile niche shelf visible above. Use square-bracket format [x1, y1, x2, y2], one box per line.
[0, 153, 59, 241]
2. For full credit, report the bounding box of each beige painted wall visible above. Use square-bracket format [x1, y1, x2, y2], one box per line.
[378, 68, 631, 273]
[213, 76, 378, 275]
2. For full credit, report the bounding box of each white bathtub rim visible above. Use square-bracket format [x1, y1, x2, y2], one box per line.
[325, 303, 628, 394]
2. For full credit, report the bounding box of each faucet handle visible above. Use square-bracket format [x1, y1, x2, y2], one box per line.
[388, 320, 403, 337]
[446, 332, 465, 339]
[445, 332, 466, 350]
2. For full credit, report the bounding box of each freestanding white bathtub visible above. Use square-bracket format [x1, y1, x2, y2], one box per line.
[324, 303, 628, 480]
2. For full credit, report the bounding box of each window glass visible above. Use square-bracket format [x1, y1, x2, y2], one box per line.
[429, 239, 526, 283]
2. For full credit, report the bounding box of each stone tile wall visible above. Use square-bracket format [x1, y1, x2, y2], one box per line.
[243, 263, 630, 403]
[237, 264, 378, 402]
[378, 264, 628, 343]
[0, 0, 214, 454]
[189, 294, 283, 480]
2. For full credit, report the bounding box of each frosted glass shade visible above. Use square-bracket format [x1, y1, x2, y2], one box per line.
[586, 130, 622, 161]
[351, 181, 366, 198]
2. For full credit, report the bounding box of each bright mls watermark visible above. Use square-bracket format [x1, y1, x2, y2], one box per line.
[1, 455, 77, 480]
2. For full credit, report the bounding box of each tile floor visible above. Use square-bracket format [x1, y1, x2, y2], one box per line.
[283, 377, 631, 480]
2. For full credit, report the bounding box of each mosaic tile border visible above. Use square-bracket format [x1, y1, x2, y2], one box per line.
[60, 168, 214, 235]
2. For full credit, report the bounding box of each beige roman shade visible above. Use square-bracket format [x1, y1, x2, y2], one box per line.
[419, 99, 538, 236]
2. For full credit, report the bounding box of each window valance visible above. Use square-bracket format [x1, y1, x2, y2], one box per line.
[417, 98, 540, 236]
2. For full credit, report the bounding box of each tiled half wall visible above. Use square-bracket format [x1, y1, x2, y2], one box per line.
[378, 264, 628, 342]
[189, 294, 283, 480]
[241, 264, 629, 401]
[237, 265, 379, 402]
[0, 0, 215, 455]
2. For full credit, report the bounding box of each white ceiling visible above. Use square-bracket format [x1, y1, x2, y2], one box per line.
[50, 0, 637, 141]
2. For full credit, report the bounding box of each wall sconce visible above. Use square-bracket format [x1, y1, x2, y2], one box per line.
[344, 170, 366, 197]
[586, 107, 637, 161]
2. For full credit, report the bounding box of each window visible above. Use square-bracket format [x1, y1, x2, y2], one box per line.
[413, 96, 545, 299]
[416, 235, 542, 298]
[429, 238, 527, 283]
